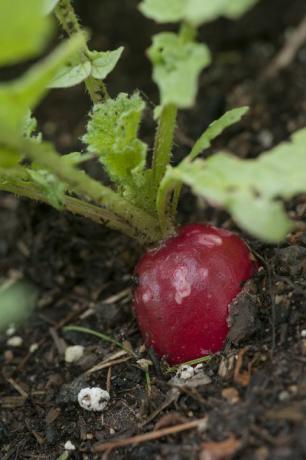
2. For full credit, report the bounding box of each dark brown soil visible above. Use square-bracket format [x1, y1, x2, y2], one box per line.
[1, 1, 306, 459]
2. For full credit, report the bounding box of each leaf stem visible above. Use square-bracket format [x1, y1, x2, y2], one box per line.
[0, 132, 162, 244]
[0, 176, 152, 242]
[152, 104, 177, 187]
[151, 104, 177, 236]
[156, 172, 178, 237]
[55, 0, 108, 102]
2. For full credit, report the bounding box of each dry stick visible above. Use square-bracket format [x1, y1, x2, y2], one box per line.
[93, 417, 207, 452]
[263, 14, 306, 79]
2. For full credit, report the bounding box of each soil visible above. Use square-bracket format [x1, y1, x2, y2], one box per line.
[1, 0, 306, 459]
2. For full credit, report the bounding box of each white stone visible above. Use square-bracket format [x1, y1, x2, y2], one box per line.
[64, 440, 76, 451]
[194, 363, 204, 374]
[175, 364, 194, 381]
[65, 345, 84, 363]
[7, 336, 23, 347]
[78, 387, 110, 412]
[29, 343, 39, 353]
[6, 325, 16, 336]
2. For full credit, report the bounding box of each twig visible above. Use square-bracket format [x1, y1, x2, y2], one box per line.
[263, 14, 306, 79]
[86, 356, 131, 375]
[140, 389, 178, 427]
[6, 378, 28, 398]
[106, 366, 112, 393]
[49, 327, 67, 355]
[93, 417, 207, 452]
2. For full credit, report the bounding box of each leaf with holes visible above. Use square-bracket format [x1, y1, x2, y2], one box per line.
[83, 93, 147, 189]
[169, 128, 306, 242]
[89, 47, 124, 79]
[140, 0, 258, 26]
[49, 60, 91, 88]
[148, 32, 211, 108]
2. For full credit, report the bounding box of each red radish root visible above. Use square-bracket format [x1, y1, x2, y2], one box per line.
[134, 224, 256, 364]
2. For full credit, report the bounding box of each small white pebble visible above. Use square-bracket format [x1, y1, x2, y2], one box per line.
[301, 329, 306, 338]
[137, 358, 152, 370]
[65, 345, 84, 363]
[64, 440, 76, 451]
[78, 387, 110, 412]
[6, 325, 16, 337]
[7, 336, 23, 347]
[279, 390, 290, 402]
[175, 364, 194, 381]
[194, 363, 203, 374]
[258, 130, 274, 148]
[29, 343, 39, 353]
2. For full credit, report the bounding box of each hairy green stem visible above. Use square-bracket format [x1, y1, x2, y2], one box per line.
[55, 0, 108, 102]
[151, 104, 177, 235]
[152, 104, 177, 187]
[156, 172, 178, 237]
[0, 178, 149, 242]
[0, 132, 162, 243]
[153, 23, 198, 228]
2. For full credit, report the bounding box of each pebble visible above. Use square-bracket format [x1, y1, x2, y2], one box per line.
[258, 130, 274, 148]
[78, 387, 110, 412]
[175, 364, 194, 381]
[278, 390, 290, 401]
[64, 440, 76, 451]
[6, 325, 16, 337]
[218, 356, 235, 379]
[29, 343, 39, 353]
[136, 358, 152, 370]
[65, 345, 84, 363]
[222, 387, 240, 404]
[6, 336, 23, 347]
[4, 350, 14, 362]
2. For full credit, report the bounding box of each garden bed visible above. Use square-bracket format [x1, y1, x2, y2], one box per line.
[1, 0, 306, 458]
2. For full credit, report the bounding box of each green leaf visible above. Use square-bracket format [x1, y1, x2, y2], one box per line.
[0, 147, 21, 168]
[28, 169, 66, 209]
[21, 111, 42, 143]
[0, 280, 38, 331]
[62, 152, 94, 165]
[229, 195, 293, 242]
[189, 106, 249, 160]
[139, 0, 185, 23]
[140, 0, 258, 26]
[43, 0, 60, 15]
[49, 47, 123, 89]
[89, 47, 124, 79]
[170, 127, 306, 242]
[0, 33, 84, 131]
[223, 0, 259, 19]
[0, 0, 52, 66]
[148, 32, 211, 108]
[83, 93, 147, 187]
[49, 60, 91, 88]
[184, 0, 259, 25]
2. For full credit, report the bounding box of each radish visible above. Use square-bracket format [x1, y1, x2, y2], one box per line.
[134, 224, 257, 364]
